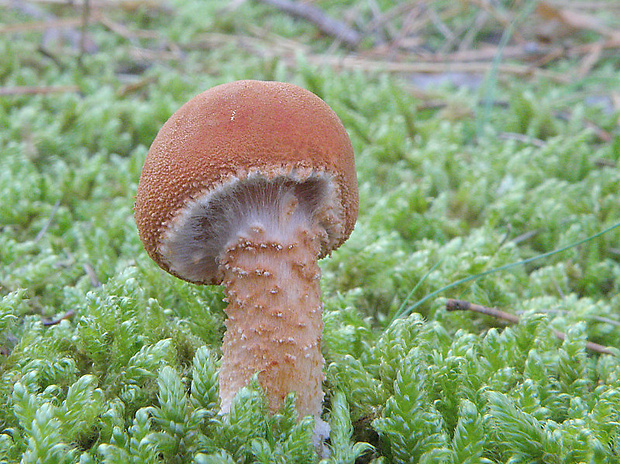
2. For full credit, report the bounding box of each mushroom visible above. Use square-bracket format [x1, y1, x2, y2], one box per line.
[134, 80, 358, 422]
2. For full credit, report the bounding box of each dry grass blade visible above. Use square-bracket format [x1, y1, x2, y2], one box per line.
[83, 263, 102, 287]
[385, 7, 419, 52]
[537, 1, 620, 39]
[255, 0, 361, 48]
[21, 0, 172, 12]
[306, 54, 570, 83]
[549, 1, 620, 9]
[364, 0, 420, 41]
[5, 0, 100, 53]
[497, 132, 546, 147]
[466, 0, 513, 29]
[0, 18, 88, 34]
[577, 41, 603, 78]
[554, 110, 613, 142]
[99, 16, 160, 40]
[0, 85, 81, 96]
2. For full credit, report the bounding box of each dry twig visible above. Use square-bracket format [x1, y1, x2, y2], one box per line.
[41, 310, 75, 326]
[446, 299, 615, 355]
[554, 110, 613, 143]
[83, 263, 102, 287]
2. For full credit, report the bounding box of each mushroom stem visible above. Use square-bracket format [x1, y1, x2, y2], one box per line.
[218, 220, 325, 418]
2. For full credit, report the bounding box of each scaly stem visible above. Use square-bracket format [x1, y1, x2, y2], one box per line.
[218, 222, 325, 418]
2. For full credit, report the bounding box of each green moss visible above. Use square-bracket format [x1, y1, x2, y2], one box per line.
[1, 0, 620, 461]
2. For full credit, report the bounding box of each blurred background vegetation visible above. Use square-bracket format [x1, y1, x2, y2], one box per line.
[1, 0, 620, 462]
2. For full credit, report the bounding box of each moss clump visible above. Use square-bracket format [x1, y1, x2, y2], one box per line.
[1, 0, 620, 462]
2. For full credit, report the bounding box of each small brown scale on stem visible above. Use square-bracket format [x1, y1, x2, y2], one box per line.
[218, 221, 326, 418]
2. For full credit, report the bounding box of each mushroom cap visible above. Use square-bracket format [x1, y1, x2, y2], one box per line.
[134, 79, 358, 284]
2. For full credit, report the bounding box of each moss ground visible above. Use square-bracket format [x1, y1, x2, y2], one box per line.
[1, 1, 620, 462]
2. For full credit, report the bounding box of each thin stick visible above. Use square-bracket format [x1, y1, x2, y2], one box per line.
[554, 110, 613, 143]
[446, 299, 520, 323]
[511, 229, 541, 245]
[446, 299, 615, 355]
[83, 263, 102, 287]
[255, 0, 361, 48]
[41, 310, 75, 327]
[591, 316, 620, 328]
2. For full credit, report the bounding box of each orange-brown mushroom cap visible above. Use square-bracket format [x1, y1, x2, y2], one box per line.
[134, 80, 358, 284]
